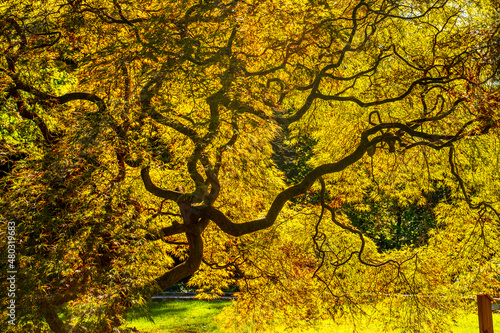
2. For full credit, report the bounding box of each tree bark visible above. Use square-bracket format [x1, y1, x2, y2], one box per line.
[155, 228, 205, 290]
[40, 298, 67, 333]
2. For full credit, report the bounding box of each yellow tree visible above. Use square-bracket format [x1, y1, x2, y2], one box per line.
[1, 0, 499, 332]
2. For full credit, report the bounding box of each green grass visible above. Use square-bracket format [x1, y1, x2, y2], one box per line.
[125, 301, 500, 333]
[125, 300, 229, 333]
[451, 311, 500, 333]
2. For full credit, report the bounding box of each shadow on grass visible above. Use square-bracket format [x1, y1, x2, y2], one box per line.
[125, 300, 230, 333]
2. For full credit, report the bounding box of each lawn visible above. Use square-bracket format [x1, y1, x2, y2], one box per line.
[125, 300, 500, 333]
[125, 300, 229, 333]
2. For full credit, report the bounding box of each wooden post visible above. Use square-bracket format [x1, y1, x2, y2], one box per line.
[478, 294, 494, 333]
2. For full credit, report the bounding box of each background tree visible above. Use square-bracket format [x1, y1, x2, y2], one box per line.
[1, 0, 499, 332]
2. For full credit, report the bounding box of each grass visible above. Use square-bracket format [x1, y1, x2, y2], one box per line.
[125, 300, 500, 333]
[451, 311, 500, 333]
[125, 300, 229, 333]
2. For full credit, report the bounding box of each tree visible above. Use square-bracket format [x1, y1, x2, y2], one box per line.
[1, 0, 499, 331]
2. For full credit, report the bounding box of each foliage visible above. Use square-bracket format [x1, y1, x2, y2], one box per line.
[0, 0, 500, 332]
[124, 300, 500, 333]
[272, 127, 316, 186]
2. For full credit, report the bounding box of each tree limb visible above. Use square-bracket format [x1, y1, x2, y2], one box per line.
[141, 167, 183, 202]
